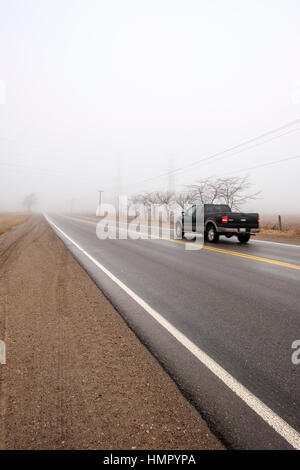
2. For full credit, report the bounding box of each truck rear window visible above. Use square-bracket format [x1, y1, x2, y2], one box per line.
[205, 205, 231, 213]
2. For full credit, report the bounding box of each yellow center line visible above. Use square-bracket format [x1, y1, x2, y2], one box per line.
[60, 215, 300, 271]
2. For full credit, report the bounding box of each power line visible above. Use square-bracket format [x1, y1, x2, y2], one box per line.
[219, 154, 300, 176]
[174, 153, 300, 194]
[124, 117, 300, 189]
[182, 126, 300, 170]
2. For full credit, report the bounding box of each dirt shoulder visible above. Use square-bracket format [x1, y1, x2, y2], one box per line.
[0, 215, 223, 450]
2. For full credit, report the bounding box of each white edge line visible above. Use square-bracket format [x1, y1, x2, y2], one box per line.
[45, 214, 300, 450]
[253, 239, 300, 249]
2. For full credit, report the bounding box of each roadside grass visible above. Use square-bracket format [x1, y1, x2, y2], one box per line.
[260, 224, 300, 239]
[0, 214, 31, 235]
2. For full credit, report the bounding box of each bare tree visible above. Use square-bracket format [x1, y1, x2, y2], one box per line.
[189, 177, 220, 204]
[130, 194, 142, 206]
[132, 175, 259, 219]
[174, 191, 196, 209]
[23, 193, 38, 212]
[154, 191, 175, 220]
[208, 178, 222, 203]
[131, 192, 159, 220]
[145, 192, 159, 206]
[217, 176, 260, 210]
[155, 191, 174, 207]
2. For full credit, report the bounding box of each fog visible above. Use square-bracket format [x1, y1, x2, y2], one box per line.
[0, 0, 300, 214]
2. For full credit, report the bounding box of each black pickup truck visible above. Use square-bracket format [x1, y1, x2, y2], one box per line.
[175, 204, 260, 243]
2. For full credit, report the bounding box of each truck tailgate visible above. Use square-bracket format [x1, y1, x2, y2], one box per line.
[225, 213, 259, 229]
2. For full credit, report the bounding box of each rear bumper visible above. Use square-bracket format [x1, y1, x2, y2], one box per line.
[216, 227, 260, 234]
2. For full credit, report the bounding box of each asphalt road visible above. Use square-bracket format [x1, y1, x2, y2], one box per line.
[45, 213, 300, 450]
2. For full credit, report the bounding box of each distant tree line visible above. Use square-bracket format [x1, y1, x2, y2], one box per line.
[131, 176, 259, 221]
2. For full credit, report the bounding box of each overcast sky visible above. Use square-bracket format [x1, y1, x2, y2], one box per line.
[0, 0, 300, 213]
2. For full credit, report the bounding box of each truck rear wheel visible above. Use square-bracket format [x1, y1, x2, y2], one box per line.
[237, 233, 251, 243]
[206, 225, 219, 243]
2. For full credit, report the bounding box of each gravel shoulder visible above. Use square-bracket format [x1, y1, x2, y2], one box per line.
[0, 215, 223, 450]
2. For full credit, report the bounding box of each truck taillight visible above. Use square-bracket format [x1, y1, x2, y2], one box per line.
[222, 216, 228, 224]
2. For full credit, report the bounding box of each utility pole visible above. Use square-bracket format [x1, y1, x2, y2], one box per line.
[114, 156, 122, 217]
[98, 190, 103, 216]
[98, 190, 103, 207]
